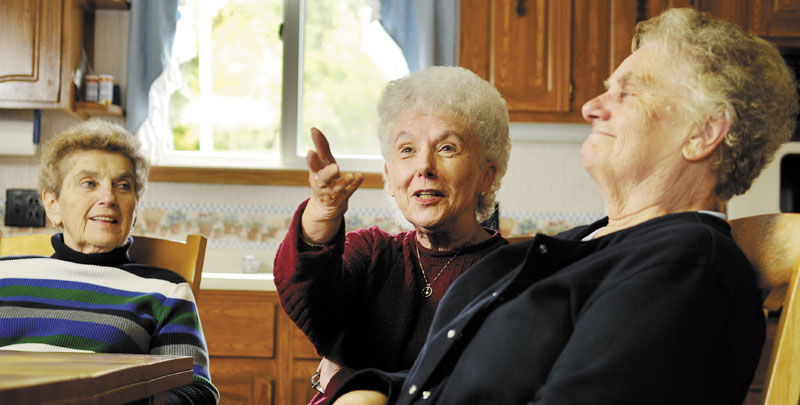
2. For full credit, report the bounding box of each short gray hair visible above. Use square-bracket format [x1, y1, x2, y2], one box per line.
[39, 119, 149, 200]
[377, 66, 511, 221]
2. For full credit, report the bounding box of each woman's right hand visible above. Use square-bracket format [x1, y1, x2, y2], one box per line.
[301, 127, 364, 244]
[315, 356, 343, 393]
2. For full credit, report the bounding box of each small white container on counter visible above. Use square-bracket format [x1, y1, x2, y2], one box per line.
[85, 75, 98, 102]
[241, 255, 261, 273]
[98, 74, 113, 105]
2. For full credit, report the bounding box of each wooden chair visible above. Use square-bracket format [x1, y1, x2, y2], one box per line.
[0, 233, 53, 257]
[129, 234, 208, 298]
[0, 233, 207, 297]
[730, 213, 800, 404]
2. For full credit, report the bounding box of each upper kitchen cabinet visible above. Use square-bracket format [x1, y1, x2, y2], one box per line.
[461, 0, 800, 123]
[747, 0, 800, 46]
[0, 0, 85, 110]
[614, 1, 800, 65]
[460, 0, 612, 122]
[639, 0, 800, 45]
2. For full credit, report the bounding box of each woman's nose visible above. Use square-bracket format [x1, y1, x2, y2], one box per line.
[96, 184, 118, 206]
[416, 150, 437, 179]
[582, 94, 610, 123]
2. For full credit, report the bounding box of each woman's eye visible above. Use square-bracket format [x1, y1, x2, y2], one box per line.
[80, 180, 96, 189]
[400, 146, 414, 154]
[619, 89, 636, 100]
[439, 144, 457, 153]
[117, 182, 132, 191]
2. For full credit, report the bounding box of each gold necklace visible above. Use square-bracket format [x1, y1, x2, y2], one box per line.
[415, 243, 465, 298]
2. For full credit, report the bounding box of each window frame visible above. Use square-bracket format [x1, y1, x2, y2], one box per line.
[151, 0, 388, 185]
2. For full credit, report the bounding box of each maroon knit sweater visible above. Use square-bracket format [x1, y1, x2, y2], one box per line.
[273, 200, 508, 399]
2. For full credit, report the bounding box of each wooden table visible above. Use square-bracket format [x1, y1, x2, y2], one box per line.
[0, 351, 193, 404]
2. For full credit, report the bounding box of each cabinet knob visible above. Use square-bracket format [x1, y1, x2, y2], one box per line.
[516, 0, 526, 17]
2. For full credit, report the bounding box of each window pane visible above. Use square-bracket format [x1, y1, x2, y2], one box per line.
[301, 0, 409, 157]
[170, 0, 283, 154]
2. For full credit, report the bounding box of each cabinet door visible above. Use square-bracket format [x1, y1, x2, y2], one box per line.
[462, 0, 571, 114]
[198, 290, 278, 404]
[461, 0, 612, 122]
[0, 0, 64, 105]
[197, 290, 322, 405]
[750, 0, 800, 43]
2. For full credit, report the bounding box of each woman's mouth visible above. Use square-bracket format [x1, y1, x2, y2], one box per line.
[414, 191, 444, 201]
[90, 216, 118, 224]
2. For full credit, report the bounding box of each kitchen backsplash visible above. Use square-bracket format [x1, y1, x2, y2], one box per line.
[0, 197, 601, 250]
[0, 112, 606, 274]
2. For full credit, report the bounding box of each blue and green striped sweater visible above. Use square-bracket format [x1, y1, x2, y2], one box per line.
[0, 234, 219, 404]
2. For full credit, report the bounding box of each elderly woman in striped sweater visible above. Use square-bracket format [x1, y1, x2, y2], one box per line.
[0, 120, 218, 404]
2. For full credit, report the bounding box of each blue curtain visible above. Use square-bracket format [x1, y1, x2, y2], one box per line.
[125, 0, 180, 135]
[380, 0, 459, 72]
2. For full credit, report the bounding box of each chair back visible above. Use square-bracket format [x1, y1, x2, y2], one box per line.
[0, 233, 207, 297]
[0, 233, 53, 257]
[731, 213, 800, 404]
[762, 251, 800, 404]
[128, 234, 207, 297]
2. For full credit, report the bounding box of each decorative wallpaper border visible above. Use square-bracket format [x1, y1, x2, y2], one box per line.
[0, 198, 603, 250]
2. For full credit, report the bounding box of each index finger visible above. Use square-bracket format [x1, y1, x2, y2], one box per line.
[311, 127, 336, 165]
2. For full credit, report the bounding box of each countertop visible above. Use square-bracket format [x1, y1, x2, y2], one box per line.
[199, 272, 276, 291]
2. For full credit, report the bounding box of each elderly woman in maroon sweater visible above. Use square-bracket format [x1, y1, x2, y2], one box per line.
[273, 66, 511, 404]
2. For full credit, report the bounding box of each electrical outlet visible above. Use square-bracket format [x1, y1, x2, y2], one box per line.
[5, 189, 46, 227]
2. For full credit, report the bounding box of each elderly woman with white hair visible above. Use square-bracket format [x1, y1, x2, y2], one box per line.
[273, 66, 511, 403]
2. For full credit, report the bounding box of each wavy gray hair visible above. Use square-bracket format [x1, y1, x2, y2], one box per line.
[634, 8, 798, 201]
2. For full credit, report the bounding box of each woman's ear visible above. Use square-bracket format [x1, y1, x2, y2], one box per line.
[480, 162, 498, 193]
[683, 114, 730, 161]
[41, 190, 62, 228]
[383, 163, 395, 196]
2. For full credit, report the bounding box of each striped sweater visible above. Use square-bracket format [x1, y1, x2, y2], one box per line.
[0, 234, 219, 404]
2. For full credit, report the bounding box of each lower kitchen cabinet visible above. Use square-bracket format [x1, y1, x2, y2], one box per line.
[197, 290, 321, 405]
[198, 290, 779, 404]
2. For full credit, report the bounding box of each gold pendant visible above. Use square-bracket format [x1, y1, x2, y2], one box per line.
[421, 285, 433, 298]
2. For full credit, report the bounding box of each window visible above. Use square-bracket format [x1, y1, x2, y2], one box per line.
[164, 0, 409, 172]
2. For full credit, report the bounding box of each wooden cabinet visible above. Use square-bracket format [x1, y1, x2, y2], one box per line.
[461, 0, 572, 117]
[748, 0, 800, 45]
[197, 290, 321, 405]
[460, 0, 614, 122]
[0, 0, 123, 118]
[613, 0, 800, 62]
[461, 0, 800, 123]
[0, 0, 85, 110]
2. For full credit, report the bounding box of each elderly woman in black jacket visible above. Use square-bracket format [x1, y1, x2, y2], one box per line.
[333, 7, 798, 405]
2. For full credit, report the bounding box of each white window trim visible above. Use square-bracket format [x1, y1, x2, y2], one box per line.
[279, 0, 303, 169]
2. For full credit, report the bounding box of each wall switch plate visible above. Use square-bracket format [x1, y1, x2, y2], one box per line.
[5, 189, 46, 227]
